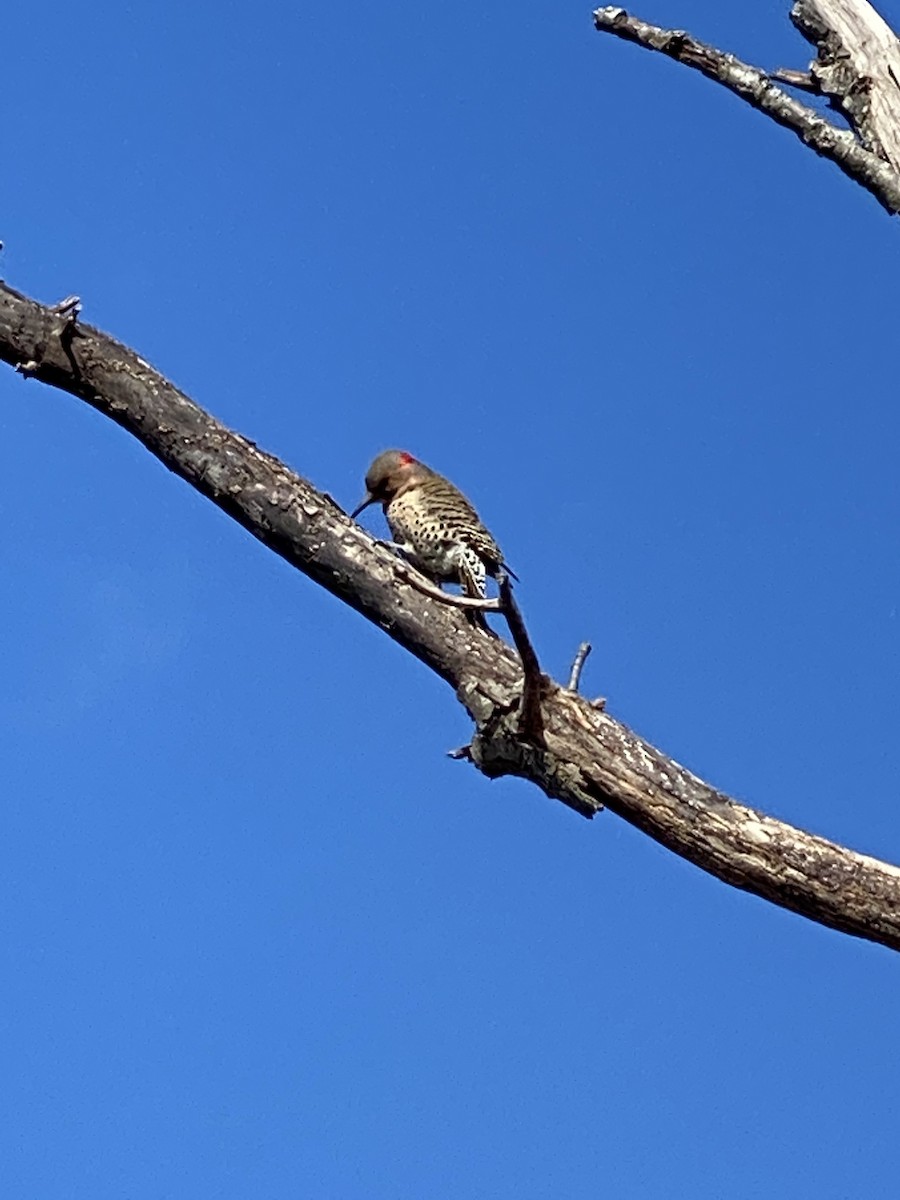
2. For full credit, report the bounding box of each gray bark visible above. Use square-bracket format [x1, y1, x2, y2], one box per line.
[792, 0, 900, 171]
[2, 280, 900, 951]
[593, 3, 900, 215]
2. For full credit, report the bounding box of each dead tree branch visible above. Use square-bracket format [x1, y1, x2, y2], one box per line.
[791, 0, 900, 171]
[2, 278, 900, 949]
[393, 565, 504, 611]
[592, 5, 900, 215]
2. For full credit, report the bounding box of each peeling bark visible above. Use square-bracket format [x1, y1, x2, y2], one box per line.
[2, 279, 899, 951]
[792, 0, 900, 171]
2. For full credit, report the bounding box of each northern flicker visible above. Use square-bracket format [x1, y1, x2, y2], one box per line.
[350, 449, 516, 599]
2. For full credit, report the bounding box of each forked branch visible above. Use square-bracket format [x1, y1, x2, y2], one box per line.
[592, 4, 900, 215]
[791, 0, 900, 171]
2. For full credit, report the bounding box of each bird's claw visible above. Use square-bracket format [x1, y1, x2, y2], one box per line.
[51, 295, 82, 324]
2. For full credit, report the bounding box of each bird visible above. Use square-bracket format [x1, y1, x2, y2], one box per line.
[350, 449, 516, 599]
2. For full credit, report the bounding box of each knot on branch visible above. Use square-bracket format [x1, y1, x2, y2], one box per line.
[471, 719, 601, 820]
[455, 696, 602, 821]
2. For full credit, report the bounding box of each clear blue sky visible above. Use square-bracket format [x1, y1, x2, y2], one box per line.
[2, 1, 899, 1195]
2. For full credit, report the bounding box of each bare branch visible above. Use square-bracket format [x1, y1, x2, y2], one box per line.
[393, 563, 504, 611]
[592, 5, 900, 215]
[2, 278, 900, 949]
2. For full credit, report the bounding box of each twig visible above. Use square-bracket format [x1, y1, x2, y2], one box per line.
[567, 642, 592, 692]
[592, 5, 900, 215]
[770, 67, 820, 91]
[498, 576, 545, 743]
[394, 564, 503, 611]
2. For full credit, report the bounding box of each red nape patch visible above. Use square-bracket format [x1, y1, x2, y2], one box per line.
[398, 451, 415, 465]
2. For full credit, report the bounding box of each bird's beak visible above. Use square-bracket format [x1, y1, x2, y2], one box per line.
[350, 492, 376, 520]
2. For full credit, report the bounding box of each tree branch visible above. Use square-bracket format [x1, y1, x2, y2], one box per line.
[592, 5, 900, 215]
[2, 278, 900, 949]
[791, 0, 900, 172]
[392, 564, 504, 611]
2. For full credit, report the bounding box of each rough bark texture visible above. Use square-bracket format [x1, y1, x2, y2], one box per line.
[792, 0, 900, 171]
[592, 4, 900, 215]
[2, 279, 900, 951]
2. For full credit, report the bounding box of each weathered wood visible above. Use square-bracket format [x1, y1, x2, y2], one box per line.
[592, 5, 900, 215]
[792, 0, 900, 171]
[2, 278, 900, 950]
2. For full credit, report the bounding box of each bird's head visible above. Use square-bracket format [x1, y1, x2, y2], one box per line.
[350, 449, 424, 518]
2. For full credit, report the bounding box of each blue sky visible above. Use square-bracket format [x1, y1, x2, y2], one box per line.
[2, 1, 900, 1195]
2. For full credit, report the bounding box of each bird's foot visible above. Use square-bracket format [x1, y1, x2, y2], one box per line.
[51, 295, 82, 323]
